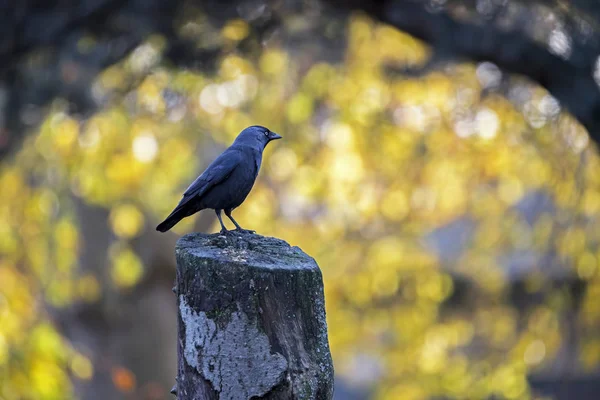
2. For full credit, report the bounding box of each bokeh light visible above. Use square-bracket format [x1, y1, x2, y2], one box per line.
[1, 2, 600, 400]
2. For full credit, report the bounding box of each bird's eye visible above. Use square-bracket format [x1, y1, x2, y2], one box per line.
[264, 131, 269, 136]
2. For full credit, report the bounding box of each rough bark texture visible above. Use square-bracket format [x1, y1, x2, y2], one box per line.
[174, 232, 334, 400]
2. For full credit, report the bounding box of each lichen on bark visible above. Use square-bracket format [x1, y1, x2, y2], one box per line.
[179, 296, 288, 399]
[175, 231, 334, 400]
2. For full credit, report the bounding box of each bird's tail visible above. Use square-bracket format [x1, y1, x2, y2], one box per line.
[156, 207, 188, 232]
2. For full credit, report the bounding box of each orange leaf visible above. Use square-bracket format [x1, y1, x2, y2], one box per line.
[111, 366, 136, 393]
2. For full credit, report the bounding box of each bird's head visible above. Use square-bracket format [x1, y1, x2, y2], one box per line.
[233, 125, 282, 150]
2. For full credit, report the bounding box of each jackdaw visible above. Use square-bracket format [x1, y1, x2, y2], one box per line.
[156, 125, 282, 233]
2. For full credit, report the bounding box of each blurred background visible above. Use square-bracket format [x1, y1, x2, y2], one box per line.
[1, 0, 600, 399]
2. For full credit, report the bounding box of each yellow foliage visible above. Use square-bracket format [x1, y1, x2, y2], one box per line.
[110, 246, 144, 288]
[221, 19, 250, 42]
[1, 11, 599, 400]
[259, 50, 288, 76]
[76, 274, 101, 303]
[70, 353, 94, 380]
[109, 204, 145, 238]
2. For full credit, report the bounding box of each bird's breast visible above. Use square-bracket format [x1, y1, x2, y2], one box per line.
[227, 165, 258, 206]
[197, 149, 262, 210]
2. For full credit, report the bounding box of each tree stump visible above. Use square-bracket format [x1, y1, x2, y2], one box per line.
[174, 232, 334, 400]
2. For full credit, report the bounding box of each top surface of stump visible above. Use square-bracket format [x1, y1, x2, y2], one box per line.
[176, 232, 317, 271]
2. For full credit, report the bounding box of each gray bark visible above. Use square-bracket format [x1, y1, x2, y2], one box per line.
[174, 232, 334, 400]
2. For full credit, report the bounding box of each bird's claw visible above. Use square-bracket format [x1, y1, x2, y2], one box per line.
[219, 229, 231, 235]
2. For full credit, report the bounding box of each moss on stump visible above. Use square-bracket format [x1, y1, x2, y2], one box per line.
[174, 232, 334, 400]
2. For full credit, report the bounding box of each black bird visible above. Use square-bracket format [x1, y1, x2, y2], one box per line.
[156, 125, 282, 233]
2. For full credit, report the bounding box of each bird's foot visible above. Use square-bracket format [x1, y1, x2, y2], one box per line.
[234, 228, 255, 234]
[219, 228, 231, 235]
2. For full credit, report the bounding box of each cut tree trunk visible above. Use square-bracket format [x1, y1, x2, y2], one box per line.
[174, 231, 334, 400]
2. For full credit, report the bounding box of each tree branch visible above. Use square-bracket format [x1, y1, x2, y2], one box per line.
[326, 0, 600, 143]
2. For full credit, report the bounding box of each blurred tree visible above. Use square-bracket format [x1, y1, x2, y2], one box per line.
[1, 1, 600, 400]
[2, 0, 600, 157]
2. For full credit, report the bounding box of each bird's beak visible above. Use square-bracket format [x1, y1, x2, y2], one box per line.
[270, 132, 282, 141]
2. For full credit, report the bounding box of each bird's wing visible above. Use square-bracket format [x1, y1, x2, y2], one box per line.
[179, 148, 242, 202]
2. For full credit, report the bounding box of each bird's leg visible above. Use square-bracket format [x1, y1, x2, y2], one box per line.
[215, 209, 229, 234]
[225, 209, 255, 233]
